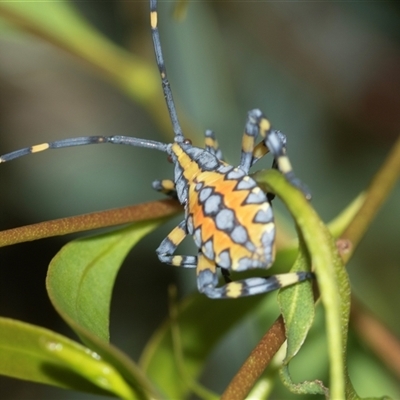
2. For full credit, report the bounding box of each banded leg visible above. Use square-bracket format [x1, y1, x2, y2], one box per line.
[156, 220, 197, 268]
[204, 130, 224, 160]
[241, 109, 311, 199]
[197, 253, 314, 299]
[250, 132, 286, 202]
[250, 130, 287, 168]
[152, 179, 177, 198]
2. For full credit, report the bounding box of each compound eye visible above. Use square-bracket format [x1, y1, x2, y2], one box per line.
[183, 138, 192, 145]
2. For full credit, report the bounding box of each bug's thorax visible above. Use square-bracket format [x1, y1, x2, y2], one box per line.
[170, 141, 222, 204]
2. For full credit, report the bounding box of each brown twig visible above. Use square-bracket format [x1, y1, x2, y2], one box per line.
[0, 199, 181, 248]
[350, 298, 400, 380]
[341, 136, 400, 263]
[221, 316, 285, 400]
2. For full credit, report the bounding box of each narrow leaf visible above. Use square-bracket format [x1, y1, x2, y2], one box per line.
[278, 234, 314, 364]
[278, 233, 327, 396]
[254, 169, 351, 400]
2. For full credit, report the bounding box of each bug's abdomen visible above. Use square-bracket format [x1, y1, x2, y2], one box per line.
[186, 169, 275, 272]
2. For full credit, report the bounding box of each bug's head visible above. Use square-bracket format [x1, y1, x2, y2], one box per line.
[167, 137, 192, 163]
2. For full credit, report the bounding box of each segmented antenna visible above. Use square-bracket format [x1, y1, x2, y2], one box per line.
[0, 136, 169, 163]
[150, 0, 184, 142]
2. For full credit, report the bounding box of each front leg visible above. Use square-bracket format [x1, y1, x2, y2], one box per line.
[246, 109, 311, 199]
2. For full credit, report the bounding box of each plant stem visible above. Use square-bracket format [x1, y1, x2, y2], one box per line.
[0, 199, 181, 247]
[341, 135, 400, 262]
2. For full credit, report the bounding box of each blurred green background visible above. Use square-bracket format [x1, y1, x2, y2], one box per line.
[0, 0, 399, 398]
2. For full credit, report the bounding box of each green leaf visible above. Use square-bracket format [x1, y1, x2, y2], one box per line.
[278, 234, 315, 364]
[47, 221, 163, 343]
[0, 317, 137, 399]
[46, 220, 165, 399]
[280, 365, 329, 397]
[254, 169, 352, 400]
[278, 231, 327, 396]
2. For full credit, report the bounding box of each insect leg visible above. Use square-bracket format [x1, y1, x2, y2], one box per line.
[220, 267, 232, 283]
[152, 179, 177, 199]
[243, 109, 311, 199]
[197, 251, 314, 299]
[250, 132, 286, 202]
[249, 130, 287, 169]
[239, 112, 265, 174]
[156, 220, 197, 268]
[204, 130, 224, 160]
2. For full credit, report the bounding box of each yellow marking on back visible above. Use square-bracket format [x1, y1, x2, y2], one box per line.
[277, 156, 293, 174]
[31, 143, 50, 153]
[172, 143, 203, 182]
[260, 201, 271, 211]
[226, 282, 243, 298]
[150, 10, 157, 29]
[251, 186, 262, 194]
[263, 222, 275, 233]
[197, 253, 217, 274]
[183, 159, 200, 181]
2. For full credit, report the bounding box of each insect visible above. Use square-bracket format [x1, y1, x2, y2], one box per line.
[0, 0, 313, 299]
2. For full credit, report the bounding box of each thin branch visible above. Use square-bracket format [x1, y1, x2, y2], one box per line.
[0, 199, 181, 248]
[350, 298, 400, 380]
[221, 316, 285, 400]
[341, 135, 400, 263]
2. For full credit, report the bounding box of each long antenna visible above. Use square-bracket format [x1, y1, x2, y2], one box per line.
[150, 0, 184, 142]
[0, 136, 169, 163]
